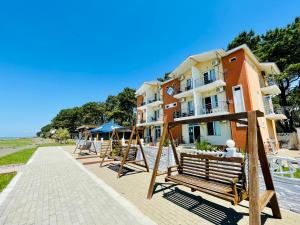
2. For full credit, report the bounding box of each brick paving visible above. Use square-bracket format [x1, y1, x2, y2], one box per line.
[64, 146, 300, 225]
[0, 147, 155, 225]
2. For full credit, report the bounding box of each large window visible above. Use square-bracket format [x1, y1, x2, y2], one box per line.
[203, 69, 216, 84]
[207, 121, 221, 136]
[187, 101, 194, 114]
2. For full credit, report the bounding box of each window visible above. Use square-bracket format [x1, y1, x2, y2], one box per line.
[187, 101, 194, 114]
[207, 122, 221, 136]
[232, 85, 245, 112]
[203, 69, 216, 84]
[229, 57, 237, 62]
[165, 102, 177, 109]
[186, 78, 192, 90]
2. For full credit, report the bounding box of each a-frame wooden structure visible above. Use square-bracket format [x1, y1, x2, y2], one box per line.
[73, 130, 97, 155]
[99, 128, 121, 167]
[117, 126, 149, 178]
[147, 111, 281, 225]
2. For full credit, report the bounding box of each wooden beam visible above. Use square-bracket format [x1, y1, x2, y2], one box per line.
[136, 130, 150, 172]
[248, 111, 260, 225]
[257, 123, 282, 219]
[168, 128, 180, 166]
[259, 190, 275, 212]
[147, 117, 169, 199]
[168, 110, 264, 127]
[117, 126, 135, 178]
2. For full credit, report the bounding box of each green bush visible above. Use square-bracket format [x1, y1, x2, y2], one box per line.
[195, 140, 219, 151]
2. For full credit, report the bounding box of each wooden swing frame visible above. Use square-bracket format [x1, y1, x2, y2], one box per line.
[147, 110, 281, 225]
[117, 126, 149, 178]
[73, 130, 97, 155]
[99, 126, 149, 178]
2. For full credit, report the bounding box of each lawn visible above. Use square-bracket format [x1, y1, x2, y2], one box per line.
[0, 148, 37, 166]
[0, 172, 16, 192]
[283, 167, 300, 179]
[0, 138, 34, 149]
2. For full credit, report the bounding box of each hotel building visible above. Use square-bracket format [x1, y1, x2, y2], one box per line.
[136, 44, 286, 150]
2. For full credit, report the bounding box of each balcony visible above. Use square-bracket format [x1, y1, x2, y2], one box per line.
[261, 85, 281, 95]
[173, 81, 194, 98]
[173, 71, 226, 99]
[194, 78, 226, 93]
[173, 107, 195, 120]
[264, 104, 287, 120]
[260, 77, 281, 95]
[173, 101, 229, 121]
[137, 96, 162, 109]
[199, 101, 229, 116]
[147, 96, 163, 107]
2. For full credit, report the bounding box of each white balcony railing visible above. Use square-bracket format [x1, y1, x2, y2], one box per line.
[173, 107, 195, 119]
[200, 101, 228, 115]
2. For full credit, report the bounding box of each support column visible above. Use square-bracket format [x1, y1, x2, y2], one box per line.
[192, 66, 201, 116]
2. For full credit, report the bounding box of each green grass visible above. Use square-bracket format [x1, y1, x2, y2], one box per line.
[0, 172, 16, 192]
[0, 148, 37, 166]
[0, 138, 34, 149]
[282, 167, 300, 179]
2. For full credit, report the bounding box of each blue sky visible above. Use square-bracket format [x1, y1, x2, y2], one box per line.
[0, 0, 299, 137]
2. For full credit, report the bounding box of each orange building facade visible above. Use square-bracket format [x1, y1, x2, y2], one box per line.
[136, 44, 285, 150]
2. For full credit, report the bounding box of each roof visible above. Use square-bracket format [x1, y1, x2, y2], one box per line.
[225, 44, 280, 74]
[135, 81, 161, 96]
[168, 49, 226, 78]
[167, 44, 280, 79]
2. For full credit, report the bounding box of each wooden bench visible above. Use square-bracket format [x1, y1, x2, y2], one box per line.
[114, 146, 138, 162]
[166, 153, 248, 205]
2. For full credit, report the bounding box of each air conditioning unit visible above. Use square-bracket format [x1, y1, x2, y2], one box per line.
[179, 74, 185, 81]
[212, 59, 220, 66]
[216, 87, 224, 93]
[180, 97, 186, 103]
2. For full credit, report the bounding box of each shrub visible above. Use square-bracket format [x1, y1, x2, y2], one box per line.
[195, 140, 218, 151]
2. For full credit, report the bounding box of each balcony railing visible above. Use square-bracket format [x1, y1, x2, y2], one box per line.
[177, 81, 193, 94]
[147, 96, 161, 104]
[264, 104, 285, 115]
[149, 116, 163, 122]
[200, 101, 228, 115]
[138, 119, 146, 124]
[173, 107, 195, 119]
[176, 71, 224, 94]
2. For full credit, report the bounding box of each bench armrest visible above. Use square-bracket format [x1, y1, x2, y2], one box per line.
[167, 165, 179, 176]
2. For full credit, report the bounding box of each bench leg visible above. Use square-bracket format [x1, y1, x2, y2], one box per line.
[191, 188, 196, 192]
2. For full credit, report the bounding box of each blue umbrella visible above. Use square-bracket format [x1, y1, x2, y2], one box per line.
[90, 121, 123, 133]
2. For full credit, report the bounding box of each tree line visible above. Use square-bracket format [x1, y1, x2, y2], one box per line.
[37, 87, 136, 137]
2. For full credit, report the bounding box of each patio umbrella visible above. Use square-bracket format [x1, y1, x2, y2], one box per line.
[90, 121, 123, 133]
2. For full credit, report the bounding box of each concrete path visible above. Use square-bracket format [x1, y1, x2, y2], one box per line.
[0, 147, 155, 225]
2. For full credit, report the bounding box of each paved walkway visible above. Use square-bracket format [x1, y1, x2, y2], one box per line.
[0, 147, 155, 225]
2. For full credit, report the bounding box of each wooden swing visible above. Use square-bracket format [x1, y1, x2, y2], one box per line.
[99, 126, 149, 178]
[73, 130, 97, 155]
[147, 111, 281, 225]
[117, 126, 149, 178]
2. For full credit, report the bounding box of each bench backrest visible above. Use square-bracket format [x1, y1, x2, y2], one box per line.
[120, 146, 138, 161]
[180, 153, 246, 186]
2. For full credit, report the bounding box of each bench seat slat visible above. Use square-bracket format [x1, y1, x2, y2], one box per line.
[182, 158, 243, 169]
[181, 161, 243, 174]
